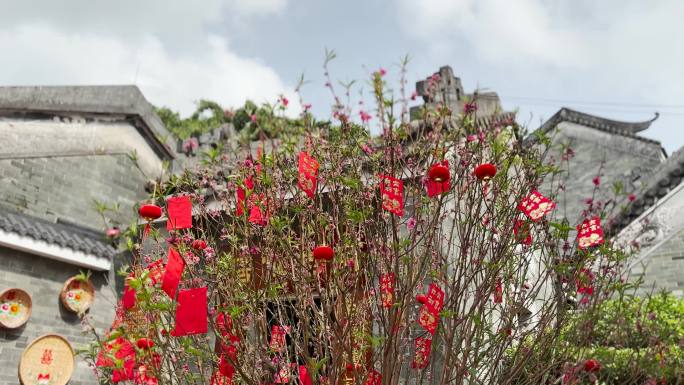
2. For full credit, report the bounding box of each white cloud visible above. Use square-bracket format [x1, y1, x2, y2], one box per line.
[0, 1, 299, 116]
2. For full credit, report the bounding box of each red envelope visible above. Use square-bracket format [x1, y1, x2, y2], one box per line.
[171, 287, 208, 336]
[513, 220, 532, 246]
[577, 216, 604, 249]
[418, 305, 439, 335]
[167, 195, 193, 230]
[379, 175, 404, 216]
[425, 283, 444, 316]
[162, 248, 185, 299]
[518, 191, 555, 221]
[122, 282, 136, 310]
[298, 151, 319, 199]
[299, 365, 313, 385]
[411, 337, 432, 369]
[364, 370, 382, 385]
[380, 273, 395, 308]
[146, 259, 165, 285]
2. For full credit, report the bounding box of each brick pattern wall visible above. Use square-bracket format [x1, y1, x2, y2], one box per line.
[631, 228, 684, 297]
[0, 154, 149, 230]
[0, 246, 117, 385]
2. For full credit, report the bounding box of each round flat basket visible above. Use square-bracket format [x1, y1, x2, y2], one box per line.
[19, 334, 75, 385]
[0, 288, 32, 329]
[60, 276, 95, 313]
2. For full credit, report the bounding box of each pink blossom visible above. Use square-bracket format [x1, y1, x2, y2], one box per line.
[592, 176, 601, 186]
[281, 97, 289, 107]
[379, 68, 387, 76]
[250, 114, 257, 123]
[303, 103, 312, 111]
[628, 194, 636, 202]
[466, 134, 477, 142]
[361, 143, 374, 155]
[359, 110, 372, 122]
[406, 217, 417, 231]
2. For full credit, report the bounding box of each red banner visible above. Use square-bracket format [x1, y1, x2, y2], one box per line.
[417, 305, 439, 335]
[166, 195, 193, 230]
[379, 175, 404, 216]
[518, 191, 555, 221]
[411, 337, 432, 369]
[171, 287, 208, 336]
[161, 248, 185, 299]
[298, 151, 319, 199]
[379, 273, 395, 308]
[425, 284, 444, 316]
[577, 216, 604, 249]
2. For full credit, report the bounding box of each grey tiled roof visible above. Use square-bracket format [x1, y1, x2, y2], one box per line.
[0, 208, 116, 259]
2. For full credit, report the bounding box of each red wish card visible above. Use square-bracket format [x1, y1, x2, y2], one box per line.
[171, 287, 208, 336]
[380, 273, 395, 308]
[425, 283, 444, 316]
[518, 191, 555, 221]
[167, 195, 193, 230]
[411, 337, 432, 369]
[298, 151, 319, 199]
[162, 248, 185, 299]
[417, 305, 439, 335]
[146, 259, 165, 285]
[577, 216, 604, 249]
[379, 175, 404, 216]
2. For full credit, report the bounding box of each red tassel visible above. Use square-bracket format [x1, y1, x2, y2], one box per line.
[143, 222, 151, 240]
[161, 248, 185, 299]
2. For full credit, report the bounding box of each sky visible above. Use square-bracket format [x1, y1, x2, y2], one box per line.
[1, 1, 683, 152]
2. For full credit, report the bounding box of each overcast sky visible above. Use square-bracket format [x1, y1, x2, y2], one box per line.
[1, 1, 683, 152]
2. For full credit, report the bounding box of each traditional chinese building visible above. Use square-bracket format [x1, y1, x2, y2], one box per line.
[0, 85, 177, 385]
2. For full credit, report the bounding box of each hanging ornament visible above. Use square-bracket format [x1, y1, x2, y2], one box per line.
[411, 337, 432, 369]
[416, 294, 427, 304]
[426, 161, 451, 197]
[161, 248, 185, 299]
[313, 245, 334, 261]
[513, 219, 532, 246]
[166, 195, 193, 230]
[138, 204, 162, 239]
[379, 175, 404, 216]
[577, 216, 604, 249]
[518, 191, 556, 221]
[298, 151, 320, 199]
[474, 163, 497, 181]
[170, 287, 208, 337]
[380, 273, 396, 308]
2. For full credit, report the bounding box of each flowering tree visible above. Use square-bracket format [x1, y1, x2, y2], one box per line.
[84, 59, 642, 385]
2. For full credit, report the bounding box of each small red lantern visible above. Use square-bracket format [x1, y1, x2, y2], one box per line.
[139, 204, 162, 221]
[416, 294, 427, 304]
[474, 163, 497, 181]
[136, 338, 154, 350]
[192, 239, 207, 250]
[427, 164, 450, 183]
[583, 359, 601, 372]
[313, 246, 334, 261]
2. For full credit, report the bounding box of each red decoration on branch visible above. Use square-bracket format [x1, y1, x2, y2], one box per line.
[298, 151, 320, 199]
[299, 366, 313, 385]
[577, 216, 604, 249]
[416, 294, 427, 304]
[379, 175, 404, 216]
[474, 163, 497, 181]
[269, 325, 287, 352]
[192, 239, 207, 250]
[493, 278, 503, 304]
[122, 274, 136, 310]
[425, 283, 444, 315]
[518, 191, 556, 221]
[583, 359, 601, 372]
[576, 268, 595, 295]
[426, 161, 451, 197]
[161, 248, 185, 299]
[147, 259, 165, 285]
[380, 273, 395, 308]
[313, 245, 334, 261]
[139, 204, 162, 239]
[364, 370, 382, 385]
[411, 337, 432, 369]
[171, 287, 208, 336]
[136, 338, 154, 350]
[513, 220, 532, 245]
[417, 306, 439, 335]
[166, 195, 193, 230]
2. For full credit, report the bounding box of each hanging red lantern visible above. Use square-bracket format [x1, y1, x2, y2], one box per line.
[416, 294, 427, 304]
[474, 163, 497, 181]
[139, 204, 162, 239]
[427, 163, 450, 183]
[313, 246, 334, 261]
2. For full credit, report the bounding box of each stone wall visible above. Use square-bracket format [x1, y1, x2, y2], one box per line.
[0, 246, 117, 385]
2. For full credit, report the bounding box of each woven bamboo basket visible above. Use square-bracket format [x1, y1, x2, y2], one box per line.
[0, 288, 32, 329]
[59, 276, 95, 314]
[18, 334, 74, 385]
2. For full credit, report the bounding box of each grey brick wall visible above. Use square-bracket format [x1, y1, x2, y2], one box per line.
[0, 246, 117, 385]
[0, 154, 148, 230]
[631, 228, 684, 297]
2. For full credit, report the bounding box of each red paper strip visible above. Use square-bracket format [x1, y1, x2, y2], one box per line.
[167, 195, 193, 230]
[513, 219, 532, 246]
[493, 278, 503, 303]
[425, 161, 451, 198]
[298, 151, 319, 199]
[364, 370, 382, 385]
[417, 305, 439, 335]
[411, 337, 432, 369]
[379, 273, 395, 308]
[269, 325, 287, 352]
[147, 259, 165, 285]
[577, 216, 604, 249]
[425, 283, 444, 316]
[171, 286, 208, 336]
[299, 365, 313, 385]
[122, 281, 136, 310]
[518, 191, 555, 221]
[161, 248, 185, 299]
[379, 175, 404, 216]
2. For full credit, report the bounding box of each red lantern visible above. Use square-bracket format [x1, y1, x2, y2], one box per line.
[428, 164, 450, 183]
[192, 239, 207, 250]
[136, 338, 154, 350]
[583, 359, 601, 372]
[313, 246, 334, 261]
[139, 204, 162, 221]
[474, 163, 497, 181]
[416, 294, 427, 304]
